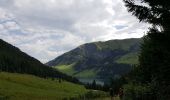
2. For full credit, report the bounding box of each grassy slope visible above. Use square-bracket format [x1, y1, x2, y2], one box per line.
[94, 38, 140, 51]
[55, 64, 76, 75]
[74, 69, 98, 78]
[52, 39, 141, 79]
[115, 52, 139, 65]
[0, 72, 87, 100]
[55, 65, 98, 78]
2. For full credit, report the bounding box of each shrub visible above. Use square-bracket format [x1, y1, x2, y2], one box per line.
[123, 83, 156, 100]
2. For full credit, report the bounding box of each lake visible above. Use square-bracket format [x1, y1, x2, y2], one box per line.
[78, 78, 105, 85]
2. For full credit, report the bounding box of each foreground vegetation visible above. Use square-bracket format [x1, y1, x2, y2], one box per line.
[0, 72, 86, 100]
[0, 72, 109, 100]
[122, 0, 170, 99]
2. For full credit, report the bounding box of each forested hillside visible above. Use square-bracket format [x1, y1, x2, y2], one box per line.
[0, 39, 78, 83]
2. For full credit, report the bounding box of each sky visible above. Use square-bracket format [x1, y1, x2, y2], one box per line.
[0, 0, 149, 63]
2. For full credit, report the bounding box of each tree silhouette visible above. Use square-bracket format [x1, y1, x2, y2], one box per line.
[123, 0, 170, 99]
[92, 80, 96, 89]
[124, 0, 170, 32]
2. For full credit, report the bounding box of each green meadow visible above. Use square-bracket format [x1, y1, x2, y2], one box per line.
[55, 64, 98, 79]
[116, 52, 139, 65]
[0, 72, 110, 100]
[0, 72, 87, 100]
[55, 64, 76, 75]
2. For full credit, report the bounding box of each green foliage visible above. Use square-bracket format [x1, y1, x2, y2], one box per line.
[84, 90, 108, 99]
[137, 33, 170, 99]
[123, 83, 155, 100]
[0, 72, 87, 100]
[123, 0, 170, 99]
[123, 0, 170, 28]
[109, 76, 127, 95]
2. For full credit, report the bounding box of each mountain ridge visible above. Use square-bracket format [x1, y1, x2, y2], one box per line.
[47, 38, 141, 83]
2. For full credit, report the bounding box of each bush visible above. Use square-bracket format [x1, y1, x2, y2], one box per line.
[123, 83, 156, 100]
[84, 90, 108, 99]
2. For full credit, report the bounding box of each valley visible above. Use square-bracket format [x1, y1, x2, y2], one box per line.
[0, 0, 169, 99]
[0, 39, 120, 100]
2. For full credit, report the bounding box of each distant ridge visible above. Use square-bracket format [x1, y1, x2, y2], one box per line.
[47, 38, 141, 82]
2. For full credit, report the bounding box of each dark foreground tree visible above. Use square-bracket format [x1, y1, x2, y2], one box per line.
[124, 0, 170, 30]
[123, 0, 170, 99]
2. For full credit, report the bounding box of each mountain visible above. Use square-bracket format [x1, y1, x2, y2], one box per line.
[47, 38, 141, 83]
[0, 39, 78, 83]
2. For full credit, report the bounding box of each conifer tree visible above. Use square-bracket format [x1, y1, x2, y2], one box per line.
[124, 0, 170, 99]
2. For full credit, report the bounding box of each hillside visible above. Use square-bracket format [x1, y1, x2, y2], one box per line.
[47, 38, 141, 83]
[0, 72, 111, 100]
[0, 39, 78, 83]
[0, 72, 87, 100]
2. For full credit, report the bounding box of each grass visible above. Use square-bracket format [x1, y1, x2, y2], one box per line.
[98, 96, 120, 100]
[115, 52, 139, 65]
[0, 72, 87, 100]
[54, 63, 77, 75]
[0, 72, 110, 100]
[55, 64, 98, 79]
[74, 69, 98, 78]
[94, 38, 141, 51]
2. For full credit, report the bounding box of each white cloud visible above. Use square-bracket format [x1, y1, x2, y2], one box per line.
[0, 0, 149, 63]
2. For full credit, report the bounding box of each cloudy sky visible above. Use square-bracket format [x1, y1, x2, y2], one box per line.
[0, 0, 149, 63]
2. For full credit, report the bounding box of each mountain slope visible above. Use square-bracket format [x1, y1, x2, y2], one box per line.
[47, 38, 141, 83]
[0, 39, 78, 82]
[0, 72, 87, 100]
